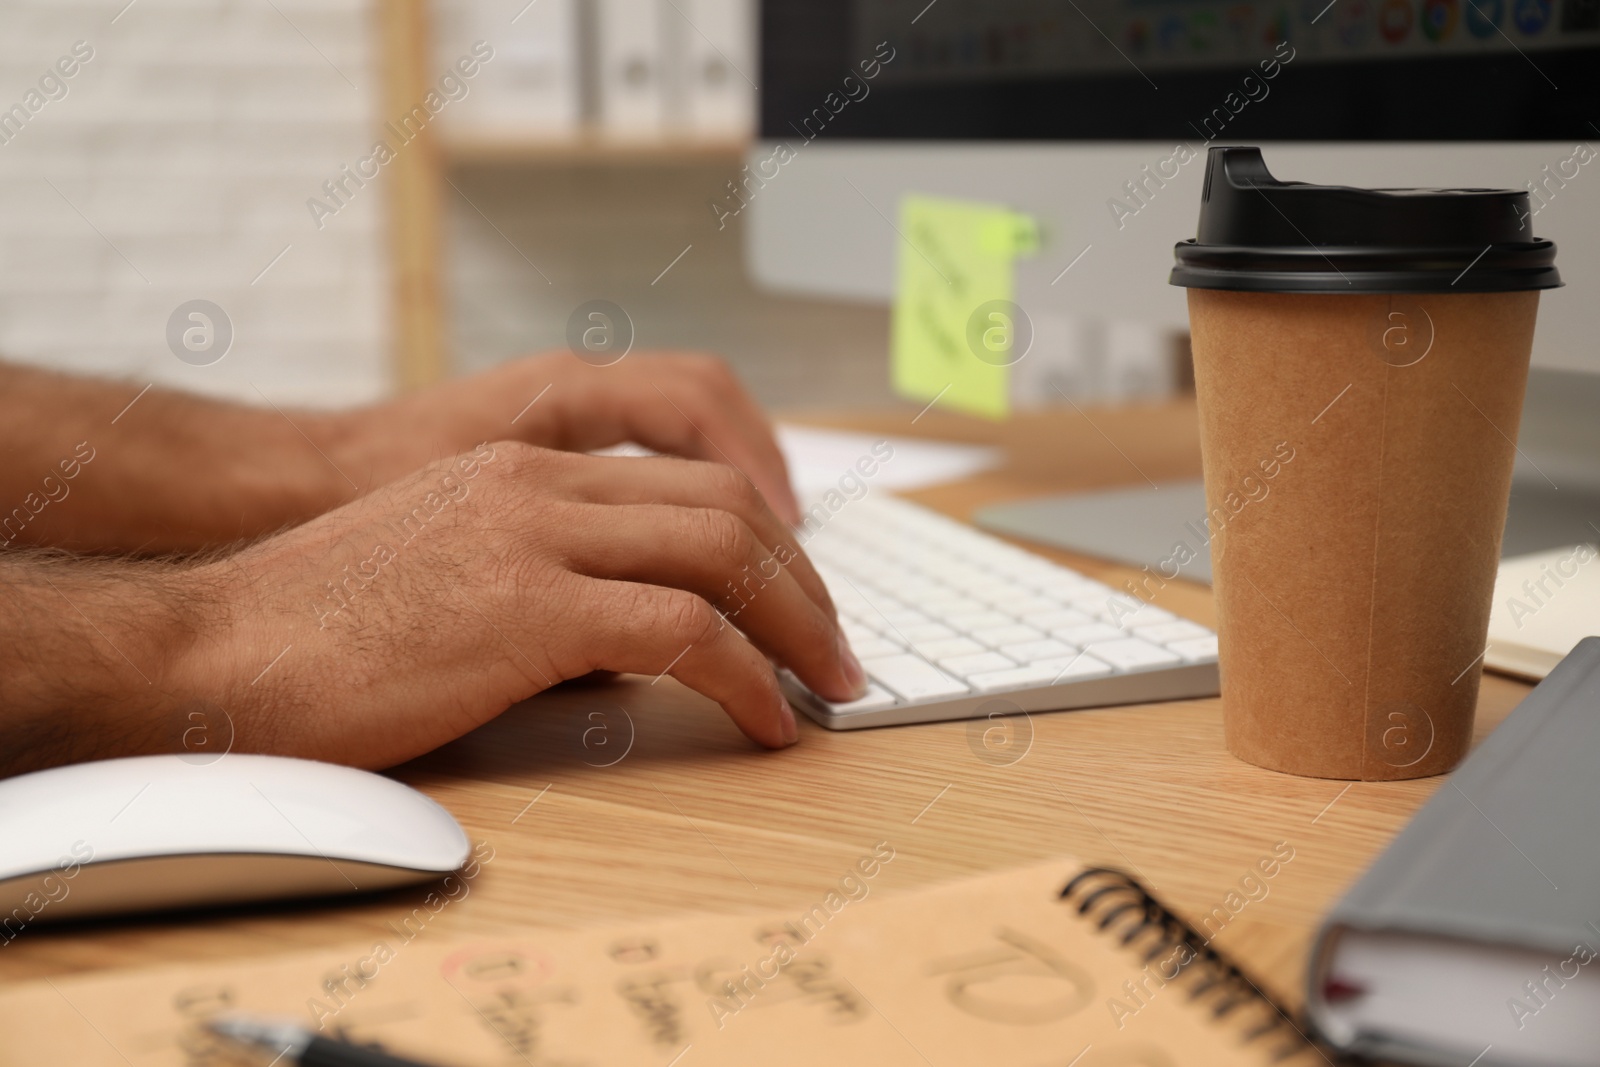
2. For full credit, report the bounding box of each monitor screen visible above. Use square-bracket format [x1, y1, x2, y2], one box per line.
[761, 0, 1600, 139]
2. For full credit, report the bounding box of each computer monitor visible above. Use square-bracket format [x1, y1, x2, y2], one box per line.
[761, 0, 1598, 139]
[745, 0, 1600, 389]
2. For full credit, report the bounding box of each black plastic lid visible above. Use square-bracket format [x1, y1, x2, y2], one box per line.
[1169, 147, 1561, 294]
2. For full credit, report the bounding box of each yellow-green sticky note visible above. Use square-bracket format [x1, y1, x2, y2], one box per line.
[891, 194, 1039, 420]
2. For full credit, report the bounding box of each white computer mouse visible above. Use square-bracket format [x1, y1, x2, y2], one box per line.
[0, 753, 471, 923]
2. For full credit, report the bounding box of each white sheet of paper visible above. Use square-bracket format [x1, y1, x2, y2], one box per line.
[593, 425, 1004, 501]
[776, 424, 1003, 499]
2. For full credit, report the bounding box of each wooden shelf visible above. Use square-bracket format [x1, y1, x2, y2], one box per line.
[379, 0, 749, 389]
[444, 131, 750, 167]
[378, 0, 446, 392]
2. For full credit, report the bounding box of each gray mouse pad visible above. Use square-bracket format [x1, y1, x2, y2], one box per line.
[974, 479, 1600, 585]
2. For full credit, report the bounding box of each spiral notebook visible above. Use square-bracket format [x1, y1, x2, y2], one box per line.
[0, 859, 1326, 1066]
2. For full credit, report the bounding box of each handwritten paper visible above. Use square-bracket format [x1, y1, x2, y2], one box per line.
[2, 860, 1316, 1066]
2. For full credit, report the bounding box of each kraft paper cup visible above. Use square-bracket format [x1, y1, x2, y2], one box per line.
[1169, 147, 1560, 780]
[1188, 289, 1541, 779]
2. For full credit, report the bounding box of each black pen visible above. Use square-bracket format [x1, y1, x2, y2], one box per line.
[206, 1015, 451, 1067]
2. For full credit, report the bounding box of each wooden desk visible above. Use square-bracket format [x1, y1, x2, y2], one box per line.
[5, 400, 1534, 1020]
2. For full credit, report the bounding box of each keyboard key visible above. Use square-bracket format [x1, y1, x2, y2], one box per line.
[1052, 622, 1124, 646]
[906, 597, 968, 617]
[970, 624, 1044, 648]
[841, 619, 879, 642]
[1031, 653, 1115, 681]
[1032, 577, 1106, 598]
[1084, 638, 1183, 672]
[824, 580, 873, 616]
[832, 556, 883, 579]
[862, 654, 970, 701]
[1167, 635, 1220, 663]
[967, 665, 1064, 692]
[879, 609, 930, 629]
[918, 550, 965, 572]
[1101, 594, 1150, 617]
[999, 639, 1076, 664]
[977, 582, 1039, 606]
[900, 622, 956, 643]
[914, 637, 985, 660]
[888, 580, 950, 603]
[947, 575, 999, 595]
[818, 684, 898, 714]
[1059, 579, 1117, 599]
[1068, 594, 1125, 618]
[1133, 621, 1213, 644]
[939, 651, 1019, 678]
[997, 596, 1060, 616]
[850, 636, 905, 659]
[943, 610, 1015, 632]
[834, 587, 890, 615]
[863, 599, 909, 622]
[1021, 608, 1095, 631]
[1098, 603, 1178, 627]
[1015, 564, 1092, 585]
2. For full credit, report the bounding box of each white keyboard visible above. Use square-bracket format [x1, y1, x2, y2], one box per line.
[781, 495, 1220, 729]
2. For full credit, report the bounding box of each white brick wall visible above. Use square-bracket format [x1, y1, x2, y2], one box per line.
[0, 0, 388, 408]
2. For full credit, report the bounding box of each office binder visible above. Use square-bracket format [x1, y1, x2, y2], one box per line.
[679, 0, 755, 137]
[433, 0, 580, 137]
[597, 0, 664, 136]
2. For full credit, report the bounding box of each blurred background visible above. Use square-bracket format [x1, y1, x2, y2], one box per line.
[0, 0, 893, 411]
[1, 1, 1594, 418]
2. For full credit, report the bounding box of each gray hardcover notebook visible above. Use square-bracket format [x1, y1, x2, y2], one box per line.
[1306, 637, 1600, 1066]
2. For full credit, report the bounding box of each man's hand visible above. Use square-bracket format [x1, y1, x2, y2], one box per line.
[50, 443, 860, 774]
[328, 352, 804, 525]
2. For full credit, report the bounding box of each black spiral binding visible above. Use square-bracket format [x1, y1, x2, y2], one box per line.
[1061, 867, 1331, 1064]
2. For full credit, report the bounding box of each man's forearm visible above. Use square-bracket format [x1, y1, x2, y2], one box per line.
[0, 363, 355, 552]
[0, 553, 202, 777]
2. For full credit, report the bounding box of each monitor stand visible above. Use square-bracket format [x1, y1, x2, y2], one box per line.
[975, 478, 1600, 588]
[975, 369, 1600, 583]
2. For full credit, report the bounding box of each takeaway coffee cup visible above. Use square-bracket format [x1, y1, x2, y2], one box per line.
[1170, 147, 1561, 780]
